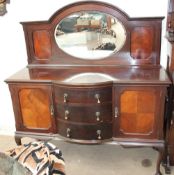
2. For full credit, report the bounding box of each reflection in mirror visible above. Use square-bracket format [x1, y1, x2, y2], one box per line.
[63, 73, 115, 83]
[55, 11, 126, 59]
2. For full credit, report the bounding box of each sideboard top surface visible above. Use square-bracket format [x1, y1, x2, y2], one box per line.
[5, 67, 171, 85]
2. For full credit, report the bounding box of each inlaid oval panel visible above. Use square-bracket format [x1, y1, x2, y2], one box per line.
[55, 11, 126, 59]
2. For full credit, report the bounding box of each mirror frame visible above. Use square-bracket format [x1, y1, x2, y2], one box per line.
[54, 11, 127, 60]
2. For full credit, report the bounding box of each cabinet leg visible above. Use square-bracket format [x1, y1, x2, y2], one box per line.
[154, 147, 164, 175]
[15, 136, 21, 145]
[162, 141, 171, 174]
[162, 155, 171, 174]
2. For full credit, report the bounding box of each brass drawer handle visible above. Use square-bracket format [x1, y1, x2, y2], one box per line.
[95, 94, 100, 103]
[64, 93, 68, 103]
[50, 105, 54, 117]
[65, 110, 69, 120]
[95, 112, 100, 121]
[67, 128, 71, 138]
[115, 107, 118, 118]
[96, 130, 101, 140]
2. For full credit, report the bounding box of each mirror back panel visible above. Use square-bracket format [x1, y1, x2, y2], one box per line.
[21, 1, 163, 66]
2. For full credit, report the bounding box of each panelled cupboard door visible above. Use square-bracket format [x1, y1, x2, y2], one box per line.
[9, 84, 56, 133]
[113, 86, 166, 140]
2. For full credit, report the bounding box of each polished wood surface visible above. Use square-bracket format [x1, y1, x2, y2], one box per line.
[8, 84, 56, 133]
[167, 40, 174, 72]
[57, 119, 112, 140]
[113, 86, 166, 140]
[53, 82, 112, 141]
[33, 30, 52, 60]
[54, 85, 112, 104]
[120, 90, 155, 134]
[55, 103, 112, 123]
[131, 27, 154, 60]
[5, 66, 170, 85]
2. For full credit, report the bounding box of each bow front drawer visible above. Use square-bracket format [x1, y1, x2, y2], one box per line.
[57, 119, 112, 142]
[55, 102, 112, 123]
[53, 84, 112, 104]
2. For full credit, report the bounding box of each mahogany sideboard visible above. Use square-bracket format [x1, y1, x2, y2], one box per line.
[5, 1, 171, 174]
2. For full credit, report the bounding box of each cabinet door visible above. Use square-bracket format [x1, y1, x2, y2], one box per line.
[113, 86, 166, 139]
[9, 84, 56, 133]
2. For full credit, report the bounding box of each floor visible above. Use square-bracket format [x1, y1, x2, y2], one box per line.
[0, 135, 173, 175]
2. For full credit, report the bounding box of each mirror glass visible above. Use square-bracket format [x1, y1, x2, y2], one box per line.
[63, 73, 115, 83]
[55, 11, 126, 59]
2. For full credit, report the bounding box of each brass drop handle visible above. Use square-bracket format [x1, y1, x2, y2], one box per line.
[172, 112, 174, 125]
[64, 93, 68, 103]
[50, 105, 54, 117]
[96, 130, 101, 140]
[95, 94, 100, 103]
[115, 107, 118, 118]
[65, 110, 69, 120]
[67, 128, 71, 138]
[95, 112, 100, 121]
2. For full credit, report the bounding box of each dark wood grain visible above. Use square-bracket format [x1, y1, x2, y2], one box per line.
[131, 27, 154, 60]
[56, 119, 112, 140]
[167, 40, 174, 72]
[55, 103, 112, 123]
[33, 30, 52, 59]
[54, 84, 112, 104]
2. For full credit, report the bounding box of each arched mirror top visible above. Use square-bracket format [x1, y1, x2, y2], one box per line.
[49, 1, 130, 24]
[21, 1, 163, 66]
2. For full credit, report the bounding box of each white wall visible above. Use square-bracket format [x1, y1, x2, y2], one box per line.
[0, 0, 168, 134]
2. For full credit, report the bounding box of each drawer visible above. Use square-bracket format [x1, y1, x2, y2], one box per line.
[54, 86, 112, 104]
[55, 103, 112, 123]
[57, 120, 112, 141]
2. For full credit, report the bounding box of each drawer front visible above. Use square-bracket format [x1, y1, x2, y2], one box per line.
[54, 86, 112, 104]
[55, 103, 112, 123]
[57, 120, 112, 140]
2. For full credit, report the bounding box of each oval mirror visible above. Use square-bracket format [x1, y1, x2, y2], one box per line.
[55, 11, 126, 59]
